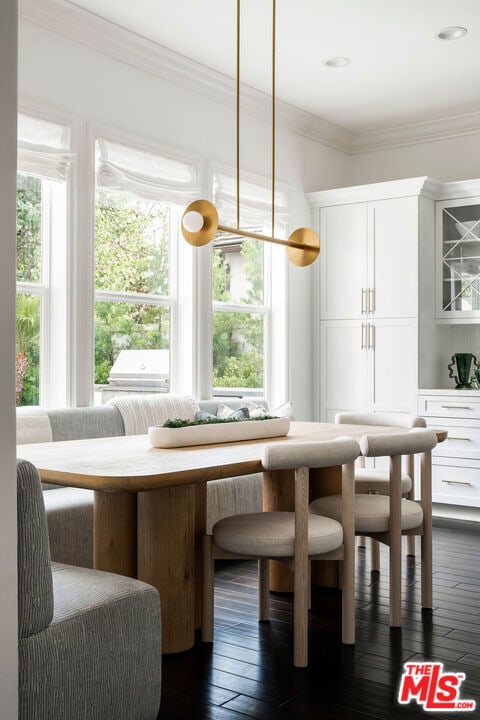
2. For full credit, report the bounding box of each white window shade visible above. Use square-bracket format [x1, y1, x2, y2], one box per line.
[17, 114, 72, 181]
[96, 138, 199, 204]
[213, 171, 289, 227]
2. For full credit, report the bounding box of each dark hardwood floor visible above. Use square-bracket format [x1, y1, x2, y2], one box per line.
[160, 518, 480, 719]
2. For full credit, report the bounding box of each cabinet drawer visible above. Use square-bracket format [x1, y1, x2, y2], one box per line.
[426, 418, 480, 460]
[420, 398, 480, 418]
[432, 458, 480, 507]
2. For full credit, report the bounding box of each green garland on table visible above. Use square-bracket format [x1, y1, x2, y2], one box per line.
[162, 416, 278, 429]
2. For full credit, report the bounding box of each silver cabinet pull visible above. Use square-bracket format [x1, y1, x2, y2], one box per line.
[361, 323, 366, 350]
[361, 288, 367, 315]
[368, 287, 375, 314]
[447, 436, 472, 441]
[441, 405, 472, 410]
[368, 323, 374, 349]
[441, 479, 472, 486]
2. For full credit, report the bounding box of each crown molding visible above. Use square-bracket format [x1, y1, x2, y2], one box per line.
[352, 111, 480, 154]
[307, 176, 439, 207]
[19, 0, 354, 154]
[19, 0, 480, 157]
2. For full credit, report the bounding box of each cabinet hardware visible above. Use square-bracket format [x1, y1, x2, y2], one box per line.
[441, 479, 472, 486]
[447, 436, 471, 441]
[440, 405, 471, 410]
[361, 288, 367, 315]
[361, 323, 366, 350]
[368, 287, 375, 314]
[368, 323, 374, 349]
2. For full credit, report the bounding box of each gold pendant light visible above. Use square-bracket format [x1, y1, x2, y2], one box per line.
[181, 0, 320, 267]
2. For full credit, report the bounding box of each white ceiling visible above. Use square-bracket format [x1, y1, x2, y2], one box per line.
[66, 0, 480, 134]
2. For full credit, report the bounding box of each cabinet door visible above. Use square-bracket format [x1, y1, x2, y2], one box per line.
[320, 203, 368, 320]
[369, 197, 418, 319]
[436, 197, 480, 320]
[370, 318, 417, 413]
[320, 320, 368, 421]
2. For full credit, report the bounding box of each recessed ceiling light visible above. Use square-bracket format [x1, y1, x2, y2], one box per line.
[323, 57, 351, 68]
[435, 26, 467, 41]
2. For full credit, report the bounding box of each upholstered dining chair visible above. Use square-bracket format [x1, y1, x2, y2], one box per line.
[310, 428, 437, 627]
[335, 411, 427, 569]
[202, 437, 360, 667]
[17, 459, 162, 720]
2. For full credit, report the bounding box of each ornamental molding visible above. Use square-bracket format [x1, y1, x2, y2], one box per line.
[19, 0, 480, 157]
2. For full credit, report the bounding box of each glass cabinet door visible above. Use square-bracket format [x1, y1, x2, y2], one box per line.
[437, 199, 480, 317]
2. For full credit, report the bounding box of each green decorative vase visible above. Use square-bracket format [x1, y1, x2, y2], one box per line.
[448, 353, 477, 389]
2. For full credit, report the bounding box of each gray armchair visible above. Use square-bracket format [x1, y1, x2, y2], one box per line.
[17, 459, 162, 720]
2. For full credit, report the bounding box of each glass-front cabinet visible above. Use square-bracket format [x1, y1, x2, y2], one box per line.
[437, 197, 480, 319]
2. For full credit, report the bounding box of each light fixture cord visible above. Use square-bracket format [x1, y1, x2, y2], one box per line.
[272, 0, 276, 238]
[236, 0, 240, 230]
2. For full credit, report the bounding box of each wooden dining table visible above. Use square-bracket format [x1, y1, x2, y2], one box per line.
[18, 420, 447, 654]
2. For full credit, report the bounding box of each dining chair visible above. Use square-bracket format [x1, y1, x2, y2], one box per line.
[335, 411, 427, 569]
[202, 437, 360, 667]
[310, 427, 437, 627]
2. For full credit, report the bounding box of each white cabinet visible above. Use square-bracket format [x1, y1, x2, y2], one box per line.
[418, 390, 480, 508]
[320, 317, 417, 420]
[310, 179, 428, 421]
[436, 197, 480, 320]
[320, 196, 418, 321]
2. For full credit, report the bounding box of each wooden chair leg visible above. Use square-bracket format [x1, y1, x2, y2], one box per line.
[202, 535, 214, 642]
[294, 466, 309, 668]
[406, 455, 416, 557]
[421, 450, 433, 609]
[370, 539, 380, 571]
[258, 558, 270, 621]
[341, 461, 355, 645]
[357, 536, 366, 549]
[389, 455, 402, 627]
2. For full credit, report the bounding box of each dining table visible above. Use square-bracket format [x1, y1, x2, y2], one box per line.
[18, 420, 447, 654]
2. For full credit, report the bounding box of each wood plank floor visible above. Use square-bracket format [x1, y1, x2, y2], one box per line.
[159, 518, 480, 719]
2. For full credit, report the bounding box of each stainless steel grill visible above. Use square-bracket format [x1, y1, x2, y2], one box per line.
[108, 349, 169, 389]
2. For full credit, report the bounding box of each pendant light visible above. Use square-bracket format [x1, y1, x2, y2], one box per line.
[181, 0, 320, 267]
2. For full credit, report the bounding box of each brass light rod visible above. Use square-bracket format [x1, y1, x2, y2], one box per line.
[180, 0, 320, 267]
[217, 223, 315, 251]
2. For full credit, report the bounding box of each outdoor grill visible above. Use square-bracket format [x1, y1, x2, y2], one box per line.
[107, 349, 169, 389]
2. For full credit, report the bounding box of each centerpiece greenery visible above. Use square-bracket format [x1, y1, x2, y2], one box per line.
[162, 415, 278, 429]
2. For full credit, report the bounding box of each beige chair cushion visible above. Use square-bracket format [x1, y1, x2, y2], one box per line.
[213, 511, 343, 557]
[354, 468, 412, 495]
[310, 494, 423, 534]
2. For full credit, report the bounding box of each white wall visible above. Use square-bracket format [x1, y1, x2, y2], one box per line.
[349, 132, 480, 186]
[0, 1, 18, 718]
[18, 18, 351, 419]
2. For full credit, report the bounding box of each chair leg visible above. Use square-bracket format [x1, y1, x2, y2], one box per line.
[389, 455, 402, 627]
[342, 461, 355, 645]
[421, 450, 433, 609]
[294, 466, 309, 668]
[370, 539, 380, 571]
[202, 535, 214, 642]
[406, 455, 416, 558]
[357, 536, 366, 549]
[258, 559, 270, 621]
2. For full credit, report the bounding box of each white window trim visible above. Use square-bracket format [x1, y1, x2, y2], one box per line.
[89, 125, 201, 400]
[209, 162, 290, 405]
[16, 110, 71, 409]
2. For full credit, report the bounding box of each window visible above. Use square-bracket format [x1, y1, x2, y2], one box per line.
[94, 137, 198, 394]
[16, 114, 70, 406]
[211, 170, 288, 397]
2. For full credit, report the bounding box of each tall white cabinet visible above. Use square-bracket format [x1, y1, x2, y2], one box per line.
[309, 178, 435, 423]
